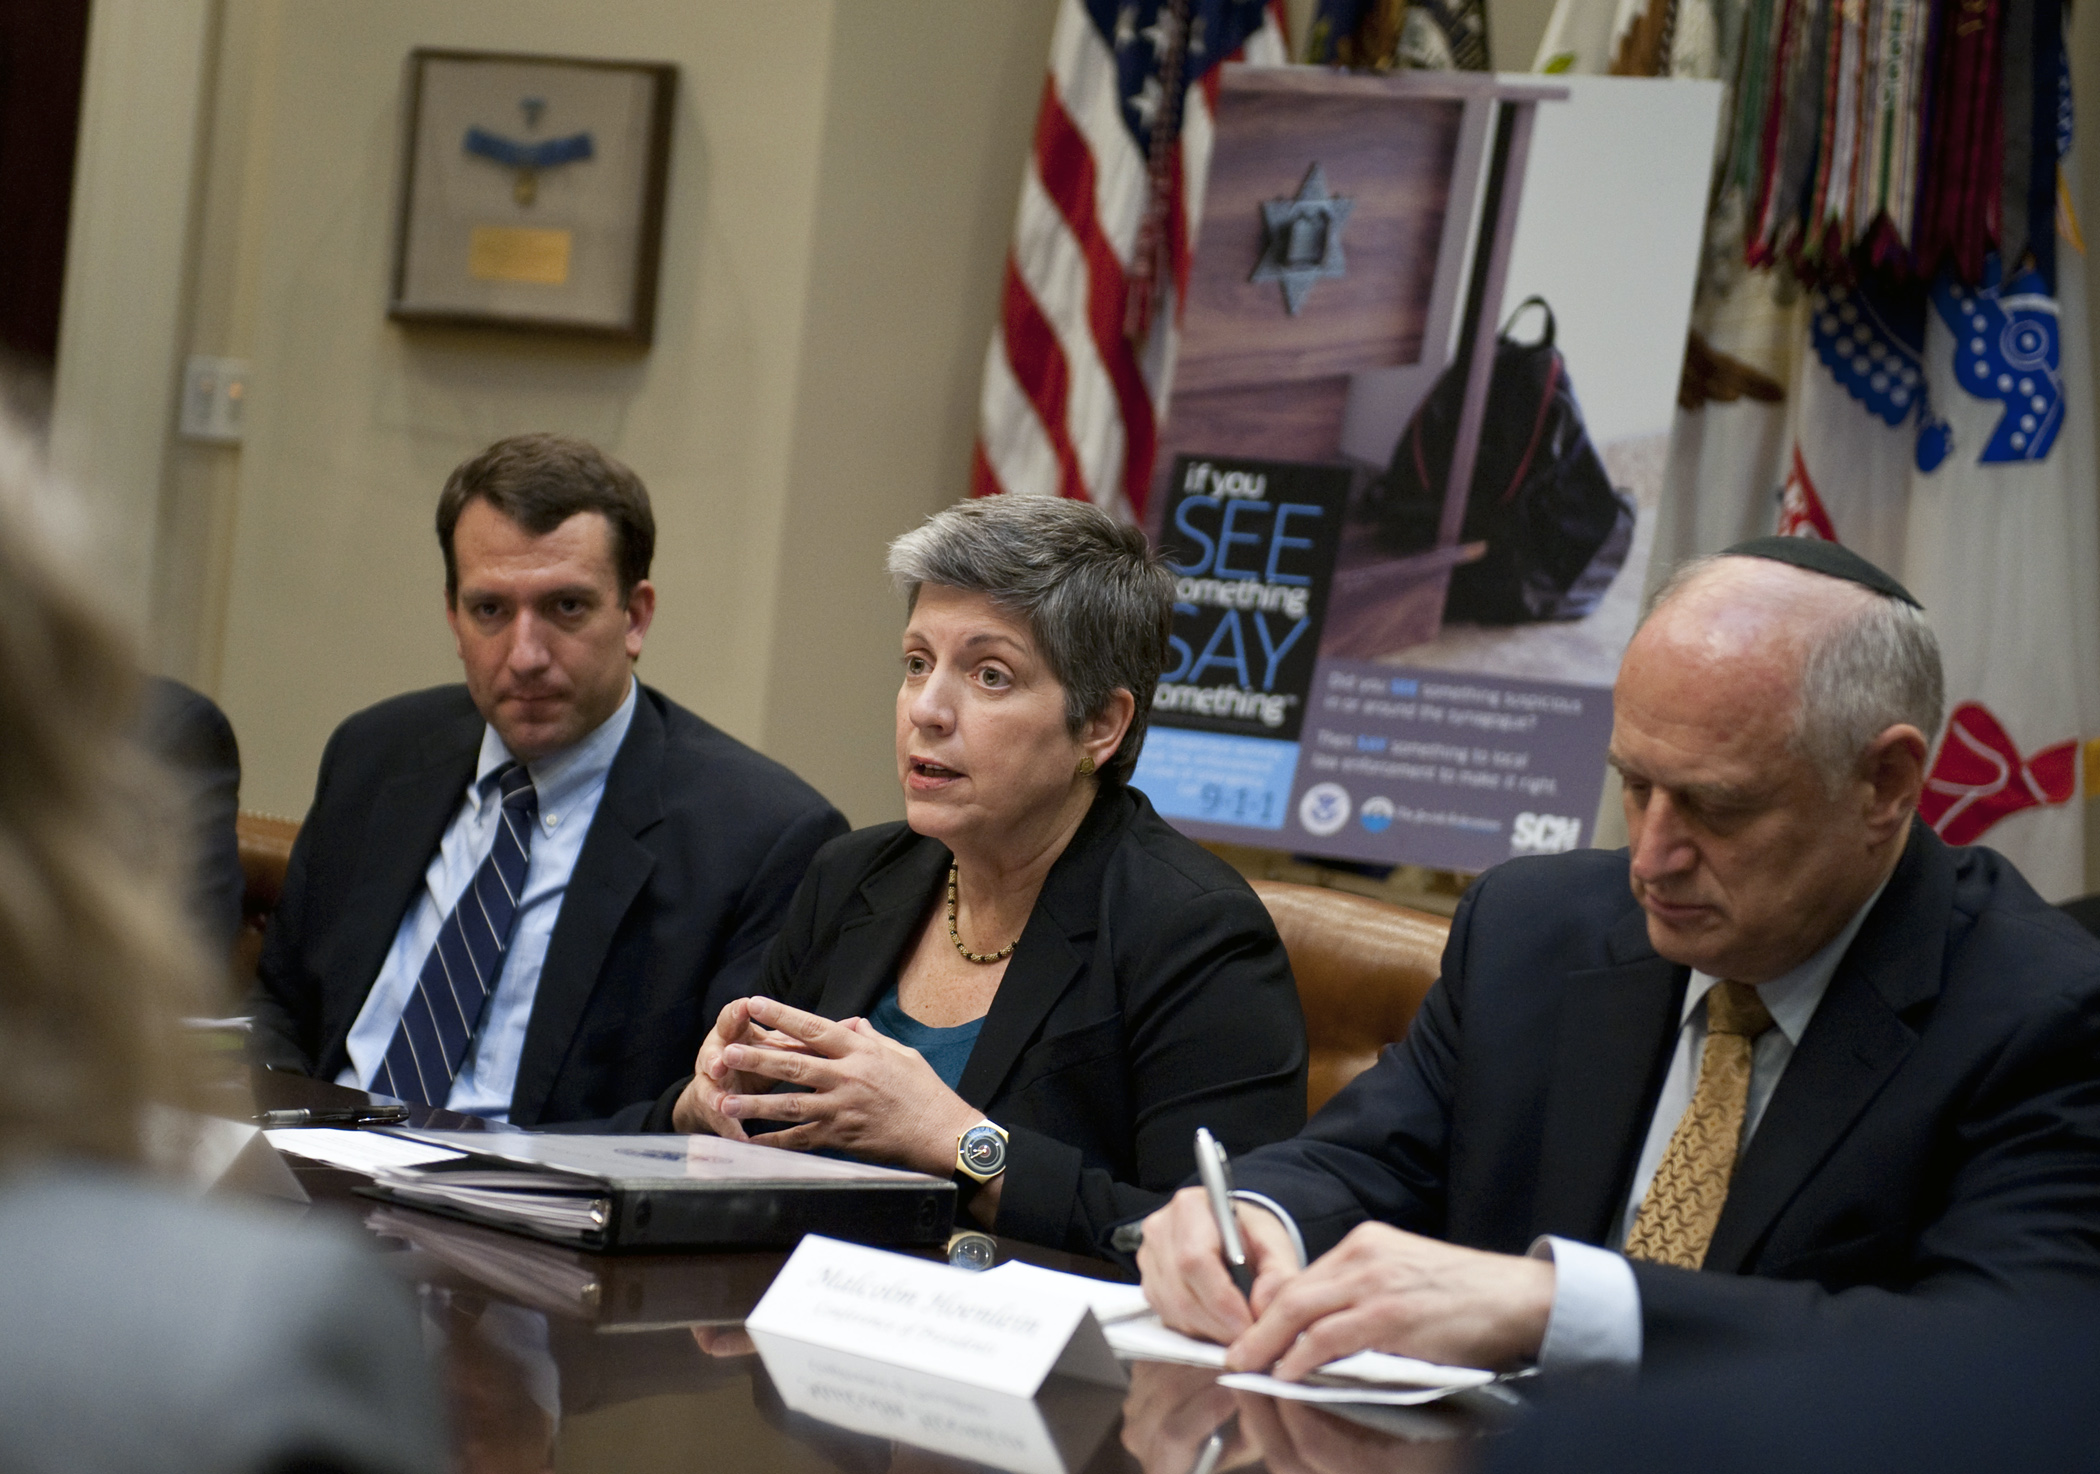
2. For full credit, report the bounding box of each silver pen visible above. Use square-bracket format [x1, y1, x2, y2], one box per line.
[1193, 1126, 1254, 1299]
[1187, 1415, 1235, 1474]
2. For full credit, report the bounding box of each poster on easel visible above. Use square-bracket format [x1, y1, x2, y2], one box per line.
[1138, 454, 1352, 834]
[1132, 70, 1721, 873]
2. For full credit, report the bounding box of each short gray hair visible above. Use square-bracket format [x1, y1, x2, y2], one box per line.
[887, 496, 1174, 785]
[1647, 554, 1945, 791]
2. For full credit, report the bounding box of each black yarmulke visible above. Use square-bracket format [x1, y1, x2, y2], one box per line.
[1719, 535, 1923, 609]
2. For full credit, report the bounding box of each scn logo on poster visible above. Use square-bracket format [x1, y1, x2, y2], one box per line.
[1510, 812, 1581, 855]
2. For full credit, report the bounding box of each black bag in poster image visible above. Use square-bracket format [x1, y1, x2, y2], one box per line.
[1151, 455, 1353, 745]
[1362, 297, 1636, 624]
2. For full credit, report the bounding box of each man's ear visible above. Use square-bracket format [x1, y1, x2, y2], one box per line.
[1861, 723, 1930, 839]
[444, 592, 465, 661]
[1081, 688, 1138, 774]
[623, 580, 657, 659]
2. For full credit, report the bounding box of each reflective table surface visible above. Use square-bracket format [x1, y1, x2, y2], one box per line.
[255, 1072, 1489, 1474]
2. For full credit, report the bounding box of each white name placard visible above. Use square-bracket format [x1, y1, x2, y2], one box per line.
[745, 1236, 1127, 1398]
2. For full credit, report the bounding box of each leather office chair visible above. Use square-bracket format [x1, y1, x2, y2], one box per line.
[1250, 880, 1450, 1116]
[235, 811, 300, 984]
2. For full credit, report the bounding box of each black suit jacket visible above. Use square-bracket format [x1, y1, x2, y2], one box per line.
[652, 785, 1308, 1254]
[138, 677, 243, 952]
[1230, 821, 2100, 1363]
[246, 684, 847, 1125]
[1485, 1296, 2100, 1473]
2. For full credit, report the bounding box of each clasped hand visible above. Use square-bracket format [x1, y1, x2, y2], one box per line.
[1136, 1186, 1555, 1377]
[669, 996, 978, 1179]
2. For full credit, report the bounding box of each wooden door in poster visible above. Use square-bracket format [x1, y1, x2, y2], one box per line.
[1155, 67, 1565, 658]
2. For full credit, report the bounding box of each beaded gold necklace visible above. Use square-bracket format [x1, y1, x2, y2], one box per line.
[946, 862, 1018, 964]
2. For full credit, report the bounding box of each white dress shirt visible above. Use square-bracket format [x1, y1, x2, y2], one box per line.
[336, 680, 637, 1120]
[1533, 875, 1892, 1372]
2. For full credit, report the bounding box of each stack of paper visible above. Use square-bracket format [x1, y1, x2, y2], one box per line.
[371, 1166, 612, 1238]
[264, 1128, 466, 1174]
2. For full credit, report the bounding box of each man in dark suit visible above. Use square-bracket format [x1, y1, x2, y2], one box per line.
[1137, 537, 2100, 1376]
[247, 434, 846, 1126]
[1483, 1295, 2100, 1474]
[138, 676, 243, 952]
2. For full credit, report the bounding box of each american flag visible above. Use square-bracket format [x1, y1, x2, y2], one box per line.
[973, 0, 1290, 521]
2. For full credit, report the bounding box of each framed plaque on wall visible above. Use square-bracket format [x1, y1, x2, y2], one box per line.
[389, 48, 676, 343]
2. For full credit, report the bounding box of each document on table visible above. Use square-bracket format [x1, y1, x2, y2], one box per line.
[978, 1260, 1154, 1325]
[971, 1266, 1243, 1372]
[1216, 1368, 1494, 1406]
[264, 1129, 466, 1174]
[1101, 1313, 1493, 1404]
[964, 1258, 1496, 1402]
[1103, 1314, 1230, 1366]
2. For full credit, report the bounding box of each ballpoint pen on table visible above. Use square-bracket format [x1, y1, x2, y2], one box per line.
[1194, 1125, 1255, 1299]
[254, 1105, 411, 1127]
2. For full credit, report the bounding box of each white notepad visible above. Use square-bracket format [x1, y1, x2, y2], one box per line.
[264, 1128, 466, 1174]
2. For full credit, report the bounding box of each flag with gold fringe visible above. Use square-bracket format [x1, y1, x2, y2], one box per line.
[1539, 0, 2099, 897]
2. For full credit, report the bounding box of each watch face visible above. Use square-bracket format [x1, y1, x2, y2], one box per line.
[960, 1126, 1006, 1177]
[947, 1231, 998, 1270]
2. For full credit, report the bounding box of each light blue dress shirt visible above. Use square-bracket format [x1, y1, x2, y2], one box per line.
[336, 680, 637, 1121]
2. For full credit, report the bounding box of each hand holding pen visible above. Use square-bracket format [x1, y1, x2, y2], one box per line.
[1133, 1133, 1304, 1348]
[1194, 1126, 1255, 1300]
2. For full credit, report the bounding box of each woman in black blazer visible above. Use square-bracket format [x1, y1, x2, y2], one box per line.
[655, 495, 1307, 1255]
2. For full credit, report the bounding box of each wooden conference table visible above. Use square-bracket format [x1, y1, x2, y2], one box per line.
[254, 1070, 1486, 1474]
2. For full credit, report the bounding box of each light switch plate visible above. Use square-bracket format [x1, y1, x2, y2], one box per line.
[179, 355, 250, 444]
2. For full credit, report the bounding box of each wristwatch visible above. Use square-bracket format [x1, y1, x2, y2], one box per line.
[954, 1120, 1010, 1185]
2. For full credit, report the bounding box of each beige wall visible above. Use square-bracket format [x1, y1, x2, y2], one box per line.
[212, 2, 837, 817]
[48, 0, 215, 635]
[761, 3, 1056, 824]
[108, 0, 1050, 825]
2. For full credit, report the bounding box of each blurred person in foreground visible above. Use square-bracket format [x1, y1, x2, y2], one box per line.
[246, 434, 845, 1126]
[0, 415, 443, 1473]
[651, 495, 1308, 1253]
[1481, 1292, 2100, 1474]
[1137, 538, 2100, 1377]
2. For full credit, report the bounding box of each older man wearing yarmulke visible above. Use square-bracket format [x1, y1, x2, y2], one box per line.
[1136, 539, 2100, 1378]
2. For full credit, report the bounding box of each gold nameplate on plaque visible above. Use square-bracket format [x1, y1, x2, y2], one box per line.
[468, 226, 572, 285]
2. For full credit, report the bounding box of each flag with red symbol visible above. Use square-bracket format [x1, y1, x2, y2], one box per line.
[1593, 0, 2097, 898]
[1771, 248, 2100, 899]
[974, 0, 1289, 522]
[1919, 704, 2081, 847]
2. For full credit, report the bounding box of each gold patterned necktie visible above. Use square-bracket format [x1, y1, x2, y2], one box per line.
[1623, 980, 1775, 1269]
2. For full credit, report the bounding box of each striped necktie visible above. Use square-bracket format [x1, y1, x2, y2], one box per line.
[377, 762, 538, 1107]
